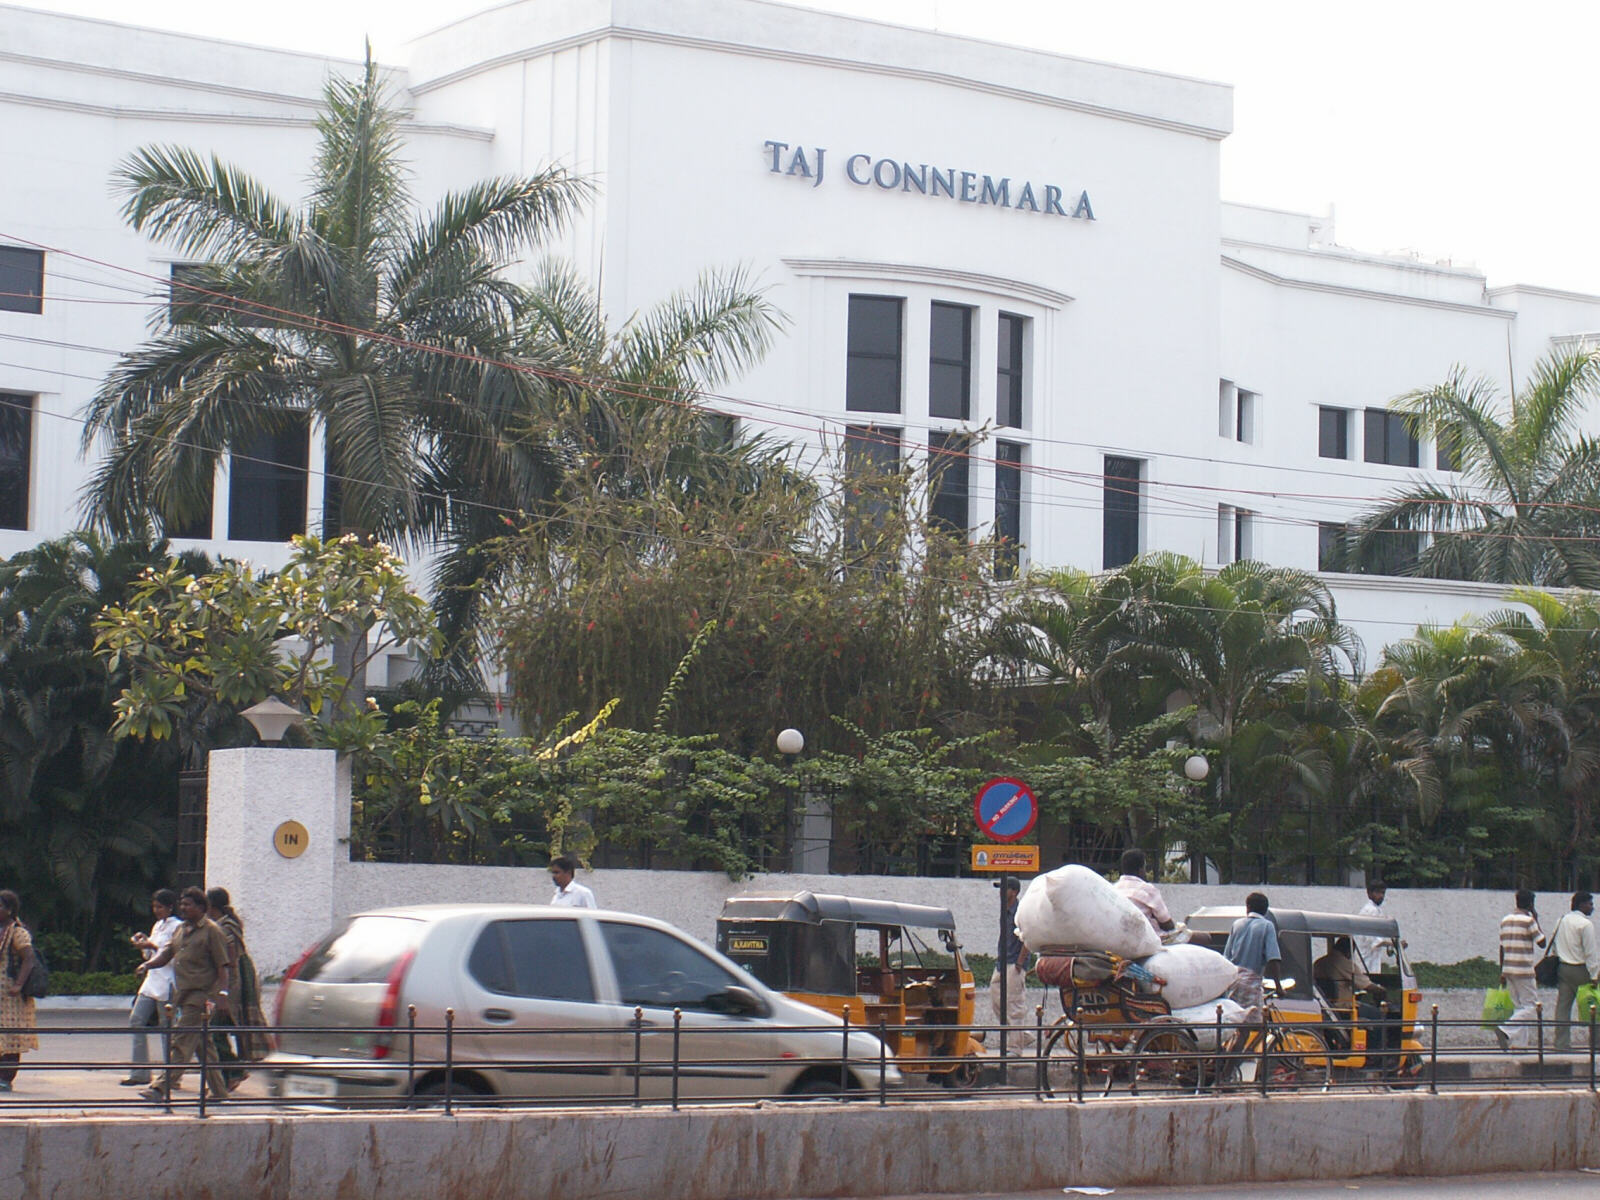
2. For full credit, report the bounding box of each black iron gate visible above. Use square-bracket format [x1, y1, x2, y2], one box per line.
[176, 768, 207, 890]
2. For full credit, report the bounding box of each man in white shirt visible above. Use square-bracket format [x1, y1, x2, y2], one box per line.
[121, 888, 180, 1086]
[1113, 849, 1175, 936]
[1356, 881, 1387, 967]
[549, 855, 598, 908]
[1551, 891, 1600, 1052]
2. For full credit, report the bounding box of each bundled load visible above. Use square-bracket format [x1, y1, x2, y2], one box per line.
[1138, 943, 1240, 1010]
[1015, 864, 1161, 960]
[1164, 997, 1249, 1049]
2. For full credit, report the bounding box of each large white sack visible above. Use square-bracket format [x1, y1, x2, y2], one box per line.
[1140, 944, 1240, 1009]
[1014, 865, 1160, 959]
[1166, 997, 1248, 1050]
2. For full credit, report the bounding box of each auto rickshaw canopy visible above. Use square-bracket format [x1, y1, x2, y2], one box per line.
[718, 891, 958, 931]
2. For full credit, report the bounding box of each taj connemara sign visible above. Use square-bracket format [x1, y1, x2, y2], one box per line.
[763, 139, 1094, 221]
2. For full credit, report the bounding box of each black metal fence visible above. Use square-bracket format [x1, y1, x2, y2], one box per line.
[9, 1003, 1600, 1117]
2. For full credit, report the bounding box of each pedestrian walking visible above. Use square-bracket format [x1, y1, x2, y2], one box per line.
[987, 877, 1034, 1054]
[0, 889, 39, 1091]
[134, 886, 232, 1102]
[1496, 888, 1545, 1051]
[1223, 892, 1283, 1014]
[1356, 880, 1387, 967]
[121, 888, 180, 1086]
[1550, 892, 1600, 1052]
[207, 887, 265, 1083]
[549, 855, 598, 908]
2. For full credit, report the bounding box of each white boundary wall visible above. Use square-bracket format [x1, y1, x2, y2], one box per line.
[209, 748, 1565, 978]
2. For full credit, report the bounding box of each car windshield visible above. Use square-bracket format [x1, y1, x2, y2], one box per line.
[296, 916, 423, 984]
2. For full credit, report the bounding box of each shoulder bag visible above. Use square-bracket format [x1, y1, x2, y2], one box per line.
[1534, 917, 1562, 986]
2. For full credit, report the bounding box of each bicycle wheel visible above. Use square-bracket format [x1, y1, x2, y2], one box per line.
[1265, 1025, 1333, 1092]
[1131, 1023, 1204, 1095]
[1041, 1017, 1089, 1098]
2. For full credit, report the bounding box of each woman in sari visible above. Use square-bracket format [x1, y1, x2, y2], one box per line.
[0, 889, 40, 1092]
[206, 887, 266, 1085]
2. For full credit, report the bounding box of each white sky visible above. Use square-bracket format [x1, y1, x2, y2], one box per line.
[18, 0, 1600, 292]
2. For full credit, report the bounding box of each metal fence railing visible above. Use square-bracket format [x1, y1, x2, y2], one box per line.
[8, 1002, 1600, 1117]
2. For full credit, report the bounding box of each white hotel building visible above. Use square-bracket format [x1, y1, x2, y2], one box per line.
[4, 0, 1600, 664]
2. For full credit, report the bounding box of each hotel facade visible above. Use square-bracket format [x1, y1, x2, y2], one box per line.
[4, 0, 1599, 664]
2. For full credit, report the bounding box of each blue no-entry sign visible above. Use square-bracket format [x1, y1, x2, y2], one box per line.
[973, 777, 1037, 843]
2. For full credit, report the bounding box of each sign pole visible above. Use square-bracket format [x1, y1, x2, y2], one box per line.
[998, 878, 1010, 1062]
[972, 777, 1038, 1072]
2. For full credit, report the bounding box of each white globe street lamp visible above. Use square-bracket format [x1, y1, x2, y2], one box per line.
[1183, 754, 1210, 782]
[776, 728, 805, 756]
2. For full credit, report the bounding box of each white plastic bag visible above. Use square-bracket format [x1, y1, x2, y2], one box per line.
[1140, 943, 1240, 1009]
[1014, 865, 1161, 960]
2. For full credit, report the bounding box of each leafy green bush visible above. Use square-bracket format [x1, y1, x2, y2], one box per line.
[1412, 957, 1500, 989]
[49, 971, 140, 997]
[36, 930, 85, 973]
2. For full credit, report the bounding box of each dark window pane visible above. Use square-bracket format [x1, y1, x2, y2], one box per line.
[997, 313, 1025, 429]
[467, 924, 515, 995]
[1103, 456, 1142, 569]
[846, 295, 902, 414]
[928, 302, 971, 420]
[1318, 523, 1346, 572]
[170, 263, 277, 328]
[228, 418, 309, 541]
[501, 920, 595, 1002]
[928, 431, 969, 535]
[0, 247, 44, 314]
[1318, 407, 1348, 459]
[598, 921, 742, 1011]
[0, 393, 32, 530]
[995, 440, 1022, 579]
[1365, 409, 1419, 467]
[844, 425, 901, 554]
[1436, 424, 1461, 471]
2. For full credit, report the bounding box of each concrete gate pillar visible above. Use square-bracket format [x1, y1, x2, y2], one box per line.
[204, 747, 349, 978]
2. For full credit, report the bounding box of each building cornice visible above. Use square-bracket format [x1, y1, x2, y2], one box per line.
[410, 25, 1230, 141]
[1486, 282, 1600, 304]
[0, 89, 494, 141]
[1221, 237, 1485, 282]
[1318, 573, 1574, 603]
[781, 258, 1072, 308]
[0, 48, 332, 111]
[1222, 256, 1514, 320]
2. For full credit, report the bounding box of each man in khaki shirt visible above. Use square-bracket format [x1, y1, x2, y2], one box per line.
[134, 886, 232, 1101]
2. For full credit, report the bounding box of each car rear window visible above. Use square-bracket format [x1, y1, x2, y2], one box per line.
[296, 916, 423, 984]
[469, 919, 595, 1002]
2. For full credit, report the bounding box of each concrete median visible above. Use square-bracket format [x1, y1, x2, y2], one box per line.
[7, 1091, 1600, 1199]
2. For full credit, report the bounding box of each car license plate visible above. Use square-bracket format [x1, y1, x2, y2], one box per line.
[282, 1074, 339, 1099]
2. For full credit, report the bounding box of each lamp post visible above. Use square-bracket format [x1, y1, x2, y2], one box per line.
[241, 696, 305, 744]
[776, 729, 804, 871]
[1182, 753, 1209, 883]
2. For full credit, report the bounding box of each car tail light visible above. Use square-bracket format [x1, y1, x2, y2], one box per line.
[371, 949, 416, 1060]
[272, 944, 317, 1045]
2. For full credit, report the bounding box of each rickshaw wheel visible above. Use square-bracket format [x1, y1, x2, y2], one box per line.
[1131, 1024, 1203, 1094]
[1265, 1026, 1333, 1092]
[1040, 1017, 1085, 1098]
[942, 1055, 982, 1090]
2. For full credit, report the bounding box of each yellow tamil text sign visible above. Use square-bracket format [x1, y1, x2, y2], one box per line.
[970, 844, 1039, 873]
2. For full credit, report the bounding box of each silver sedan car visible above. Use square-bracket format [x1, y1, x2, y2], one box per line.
[265, 904, 900, 1104]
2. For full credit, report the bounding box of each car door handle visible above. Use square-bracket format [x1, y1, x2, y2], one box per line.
[628, 1017, 659, 1029]
[482, 1008, 515, 1023]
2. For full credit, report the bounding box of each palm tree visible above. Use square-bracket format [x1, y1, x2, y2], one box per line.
[79, 53, 591, 694]
[426, 259, 788, 691]
[1348, 349, 1600, 587]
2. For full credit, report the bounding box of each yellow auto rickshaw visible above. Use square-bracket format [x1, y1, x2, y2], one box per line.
[1187, 905, 1425, 1082]
[716, 891, 984, 1085]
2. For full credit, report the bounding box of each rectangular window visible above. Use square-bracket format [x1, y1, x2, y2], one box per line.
[228, 418, 309, 542]
[928, 431, 970, 535]
[1218, 380, 1236, 438]
[996, 313, 1026, 428]
[1364, 409, 1419, 467]
[170, 263, 277, 328]
[846, 295, 903, 414]
[1236, 390, 1258, 444]
[0, 247, 44, 315]
[1436, 424, 1462, 472]
[843, 424, 901, 550]
[1318, 522, 1346, 572]
[928, 302, 972, 420]
[1103, 456, 1142, 569]
[0, 392, 33, 530]
[1234, 509, 1254, 562]
[994, 440, 1022, 579]
[1318, 407, 1350, 459]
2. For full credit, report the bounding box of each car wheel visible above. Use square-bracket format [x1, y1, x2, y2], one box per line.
[789, 1076, 851, 1098]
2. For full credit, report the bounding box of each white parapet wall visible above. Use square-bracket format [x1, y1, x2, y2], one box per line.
[208, 746, 1566, 978]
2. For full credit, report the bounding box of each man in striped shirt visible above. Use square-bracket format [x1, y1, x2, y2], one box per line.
[1497, 889, 1546, 1050]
